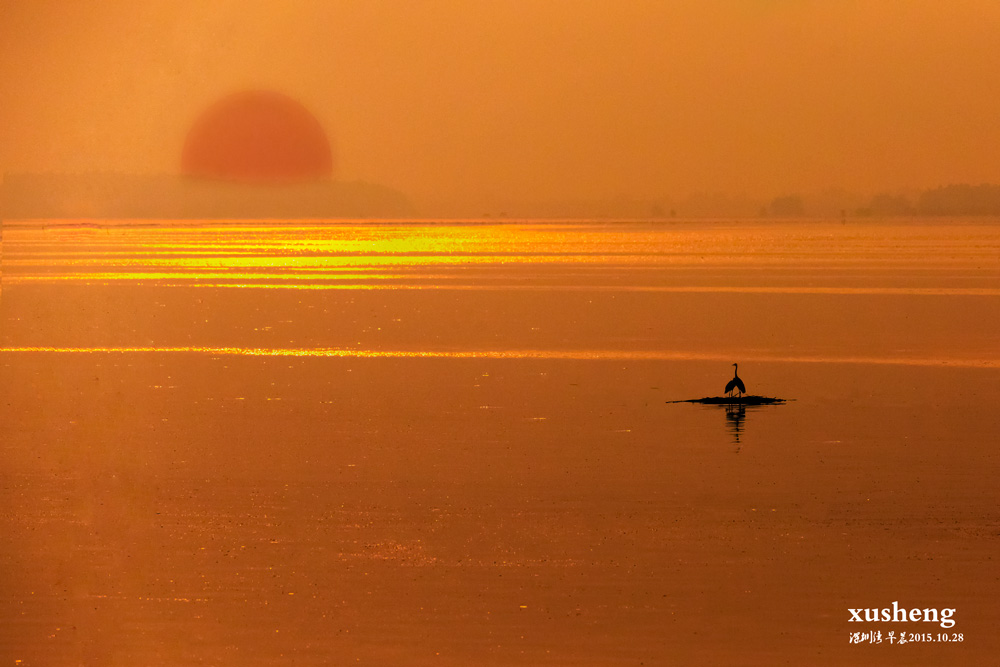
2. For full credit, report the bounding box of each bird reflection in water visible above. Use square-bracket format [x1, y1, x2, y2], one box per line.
[700, 400, 785, 452]
[725, 401, 747, 448]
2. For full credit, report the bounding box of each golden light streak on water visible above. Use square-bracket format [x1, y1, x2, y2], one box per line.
[7, 221, 1000, 265]
[0, 346, 996, 367]
[4, 272, 999, 297]
[5, 222, 999, 306]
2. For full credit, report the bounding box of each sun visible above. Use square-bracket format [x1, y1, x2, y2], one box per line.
[182, 90, 334, 183]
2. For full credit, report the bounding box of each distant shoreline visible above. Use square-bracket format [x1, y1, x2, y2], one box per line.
[4, 174, 1000, 221]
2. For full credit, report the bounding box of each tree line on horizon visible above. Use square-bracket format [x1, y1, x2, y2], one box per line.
[2, 172, 1000, 220]
[767, 183, 1000, 218]
[536, 183, 1000, 219]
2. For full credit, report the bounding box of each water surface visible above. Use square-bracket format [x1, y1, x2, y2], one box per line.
[1, 219, 998, 664]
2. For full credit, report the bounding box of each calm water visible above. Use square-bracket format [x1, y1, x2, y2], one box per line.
[1, 219, 999, 664]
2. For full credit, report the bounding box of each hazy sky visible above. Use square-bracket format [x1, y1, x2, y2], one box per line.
[2, 1, 999, 205]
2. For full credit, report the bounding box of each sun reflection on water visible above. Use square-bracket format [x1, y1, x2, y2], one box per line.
[3, 220, 999, 365]
[4, 220, 1000, 293]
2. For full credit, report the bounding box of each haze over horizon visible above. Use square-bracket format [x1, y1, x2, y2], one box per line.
[2, 1, 999, 212]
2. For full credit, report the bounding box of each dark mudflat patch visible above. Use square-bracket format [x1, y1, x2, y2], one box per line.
[667, 395, 787, 405]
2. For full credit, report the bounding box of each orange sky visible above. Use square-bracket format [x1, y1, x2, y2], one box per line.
[2, 0, 999, 206]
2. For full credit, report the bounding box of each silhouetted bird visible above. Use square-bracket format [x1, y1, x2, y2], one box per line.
[725, 363, 746, 398]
